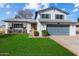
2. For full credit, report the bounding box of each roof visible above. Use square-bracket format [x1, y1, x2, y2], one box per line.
[3, 18, 76, 24]
[38, 19, 76, 23]
[3, 18, 37, 23]
[35, 7, 69, 19]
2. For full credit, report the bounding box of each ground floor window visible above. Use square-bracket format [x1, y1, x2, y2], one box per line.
[12, 24, 23, 28]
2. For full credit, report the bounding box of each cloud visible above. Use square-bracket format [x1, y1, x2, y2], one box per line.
[23, 3, 49, 11]
[72, 8, 78, 12]
[62, 8, 65, 11]
[73, 3, 79, 8]
[14, 11, 17, 15]
[41, 3, 49, 9]
[23, 3, 40, 10]
[6, 11, 11, 15]
[0, 3, 11, 8]
[6, 4, 10, 8]
[0, 3, 6, 8]
[72, 3, 79, 13]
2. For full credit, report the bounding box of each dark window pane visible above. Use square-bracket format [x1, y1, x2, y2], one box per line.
[41, 14, 50, 19]
[55, 14, 64, 19]
[12, 24, 23, 28]
[60, 15, 63, 19]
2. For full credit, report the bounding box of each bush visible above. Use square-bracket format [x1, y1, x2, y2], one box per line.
[34, 31, 39, 36]
[42, 30, 49, 36]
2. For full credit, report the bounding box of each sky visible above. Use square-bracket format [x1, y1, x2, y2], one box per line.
[0, 3, 79, 26]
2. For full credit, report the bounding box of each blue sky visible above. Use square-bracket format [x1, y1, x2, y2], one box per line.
[0, 3, 79, 26]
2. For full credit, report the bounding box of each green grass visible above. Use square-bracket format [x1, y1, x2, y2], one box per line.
[0, 34, 75, 56]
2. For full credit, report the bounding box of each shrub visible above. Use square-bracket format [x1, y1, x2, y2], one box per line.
[42, 30, 49, 36]
[34, 31, 39, 36]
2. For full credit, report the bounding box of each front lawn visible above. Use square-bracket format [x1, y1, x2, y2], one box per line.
[0, 34, 75, 56]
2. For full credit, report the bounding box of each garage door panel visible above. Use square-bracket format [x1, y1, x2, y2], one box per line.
[47, 25, 69, 35]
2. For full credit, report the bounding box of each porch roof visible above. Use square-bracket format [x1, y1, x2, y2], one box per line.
[3, 18, 37, 23]
[3, 18, 77, 24]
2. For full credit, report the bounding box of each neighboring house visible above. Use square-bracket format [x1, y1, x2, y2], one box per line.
[4, 7, 76, 36]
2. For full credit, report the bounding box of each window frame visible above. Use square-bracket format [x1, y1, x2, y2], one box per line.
[41, 14, 50, 19]
[12, 24, 23, 28]
[55, 14, 64, 19]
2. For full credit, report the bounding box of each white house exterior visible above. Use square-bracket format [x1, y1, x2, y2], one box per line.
[4, 7, 76, 36]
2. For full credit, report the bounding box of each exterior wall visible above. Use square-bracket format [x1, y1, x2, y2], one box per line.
[37, 20, 46, 36]
[54, 9, 67, 20]
[5, 22, 28, 33]
[69, 24, 76, 36]
[36, 9, 67, 20]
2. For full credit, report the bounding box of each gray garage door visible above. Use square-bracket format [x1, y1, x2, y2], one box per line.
[47, 25, 69, 35]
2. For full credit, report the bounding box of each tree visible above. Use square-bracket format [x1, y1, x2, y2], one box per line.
[15, 9, 33, 19]
[15, 15, 22, 19]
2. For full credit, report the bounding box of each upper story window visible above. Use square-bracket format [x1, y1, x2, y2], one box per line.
[55, 14, 64, 19]
[41, 14, 50, 19]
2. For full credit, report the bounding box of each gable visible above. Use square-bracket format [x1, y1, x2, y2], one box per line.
[35, 7, 69, 19]
[38, 9, 66, 14]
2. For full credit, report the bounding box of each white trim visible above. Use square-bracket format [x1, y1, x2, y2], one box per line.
[69, 24, 76, 36]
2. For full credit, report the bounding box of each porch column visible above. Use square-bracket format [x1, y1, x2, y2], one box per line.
[5, 22, 9, 34]
[27, 23, 31, 34]
[69, 24, 76, 36]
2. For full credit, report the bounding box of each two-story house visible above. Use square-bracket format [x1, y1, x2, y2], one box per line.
[4, 7, 76, 36]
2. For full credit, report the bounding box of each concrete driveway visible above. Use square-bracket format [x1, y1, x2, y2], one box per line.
[50, 35, 79, 56]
